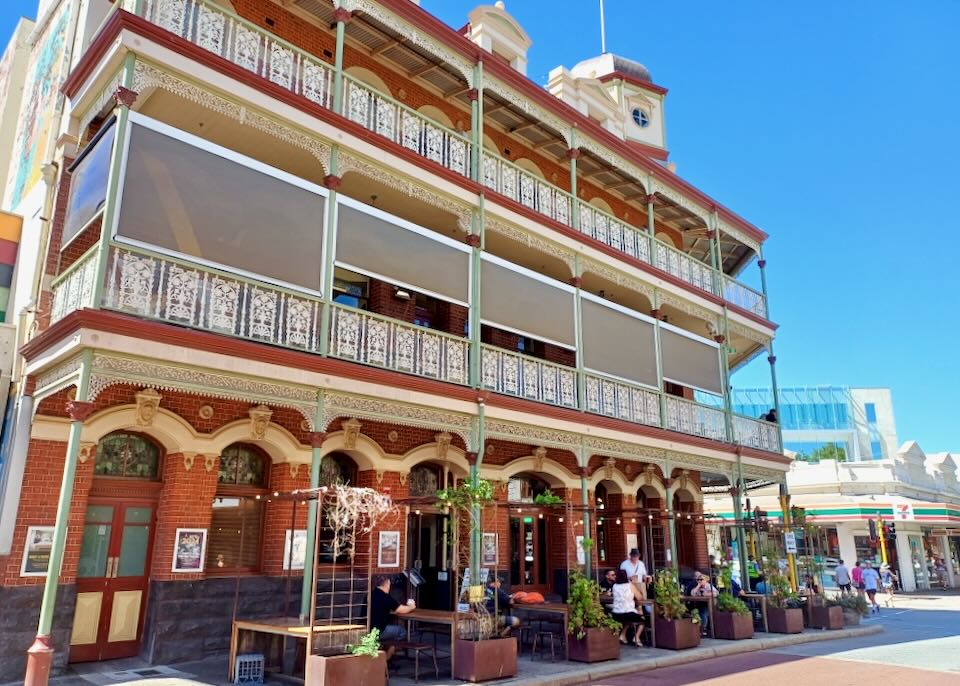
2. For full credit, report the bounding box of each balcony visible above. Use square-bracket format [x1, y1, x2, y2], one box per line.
[93, 0, 770, 321]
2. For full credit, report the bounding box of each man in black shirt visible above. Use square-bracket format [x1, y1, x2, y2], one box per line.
[370, 575, 415, 649]
[599, 569, 618, 593]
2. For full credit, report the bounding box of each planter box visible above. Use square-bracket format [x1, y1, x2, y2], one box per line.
[654, 617, 702, 650]
[567, 627, 620, 663]
[842, 608, 862, 626]
[767, 607, 804, 634]
[713, 611, 754, 640]
[453, 637, 518, 682]
[306, 652, 387, 686]
[810, 605, 844, 630]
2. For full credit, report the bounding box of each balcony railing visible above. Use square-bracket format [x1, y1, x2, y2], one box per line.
[330, 303, 469, 385]
[732, 414, 781, 453]
[124, 0, 770, 322]
[104, 245, 325, 351]
[343, 74, 471, 178]
[50, 246, 99, 324]
[723, 275, 767, 318]
[584, 372, 661, 427]
[665, 395, 727, 443]
[480, 344, 577, 408]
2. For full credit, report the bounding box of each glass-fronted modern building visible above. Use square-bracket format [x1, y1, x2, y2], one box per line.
[731, 386, 898, 462]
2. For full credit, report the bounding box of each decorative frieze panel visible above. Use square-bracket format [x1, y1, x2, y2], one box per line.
[483, 419, 580, 451]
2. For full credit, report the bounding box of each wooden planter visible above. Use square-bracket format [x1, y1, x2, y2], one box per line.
[654, 617, 702, 650]
[567, 627, 620, 663]
[842, 609, 862, 626]
[767, 607, 804, 634]
[713, 611, 754, 640]
[306, 652, 387, 686]
[810, 605, 844, 630]
[453, 637, 518, 682]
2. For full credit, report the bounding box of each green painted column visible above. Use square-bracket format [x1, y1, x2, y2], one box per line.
[468, 203, 483, 388]
[707, 213, 721, 297]
[318, 146, 340, 357]
[719, 309, 735, 444]
[300, 394, 326, 619]
[26, 352, 93, 682]
[468, 408, 486, 578]
[666, 472, 679, 570]
[646, 176, 656, 265]
[758, 247, 770, 319]
[332, 8, 350, 115]
[470, 61, 483, 182]
[573, 255, 585, 410]
[90, 54, 136, 310]
[767, 341, 785, 452]
[735, 453, 751, 591]
[652, 291, 666, 428]
[569, 129, 580, 231]
[577, 439, 592, 578]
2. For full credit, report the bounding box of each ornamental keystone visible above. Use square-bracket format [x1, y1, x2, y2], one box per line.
[435, 432, 452, 460]
[342, 418, 362, 450]
[603, 457, 616, 481]
[78, 442, 96, 464]
[135, 388, 162, 427]
[248, 405, 273, 440]
[532, 446, 547, 472]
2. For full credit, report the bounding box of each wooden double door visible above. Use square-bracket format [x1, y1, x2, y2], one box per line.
[509, 515, 549, 592]
[70, 499, 156, 662]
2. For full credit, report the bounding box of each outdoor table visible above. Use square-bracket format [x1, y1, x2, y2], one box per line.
[681, 595, 716, 638]
[399, 608, 474, 676]
[739, 593, 768, 632]
[511, 602, 571, 658]
[228, 617, 366, 681]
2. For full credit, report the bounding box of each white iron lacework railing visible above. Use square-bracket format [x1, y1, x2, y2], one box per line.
[480, 344, 577, 408]
[654, 240, 717, 296]
[579, 204, 651, 264]
[343, 75, 471, 178]
[481, 151, 573, 227]
[330, 303, 469, 385]
[733, 414, 781, 453]
[664, 395, 728, 442]
[105, 246, 324, 351]
[50, 247, 99, 324]
[138, 0, 333, 109]
[584, 372, 661, 427]
[722, 275, 767, 318]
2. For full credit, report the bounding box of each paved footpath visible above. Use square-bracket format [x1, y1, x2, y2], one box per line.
[572, 592, 960, 686]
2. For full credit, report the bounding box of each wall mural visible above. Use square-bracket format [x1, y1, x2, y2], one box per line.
[4, 2, 71, 210]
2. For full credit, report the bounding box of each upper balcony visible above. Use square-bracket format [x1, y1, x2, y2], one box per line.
[47, 109, 781, 457]
[69, 0, 774, 332]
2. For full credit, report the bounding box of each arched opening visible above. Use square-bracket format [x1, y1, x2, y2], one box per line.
[209, 443, 269, 573]
[636, 484, 666, 573]
[317, 452, 359, 563]
[405, 460, 454, 610]
[72, 432, 164, 663]
[513, 157, 545, 179]
[673, 489, 699, 577]
[417, 104, 455, 130]
[344, 66, 392, 95]
[655, 230, 678, 249]
[506, 472, 555, 592]
[588, 196, 614, 215]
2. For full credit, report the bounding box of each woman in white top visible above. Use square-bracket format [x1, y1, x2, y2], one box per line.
[610, 569, 646, 646]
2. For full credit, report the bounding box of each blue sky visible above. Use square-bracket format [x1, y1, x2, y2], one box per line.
[1, 1, 957, 451]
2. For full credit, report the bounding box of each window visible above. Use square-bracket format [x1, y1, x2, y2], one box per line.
[209, 443, 268, 572]
[63, 123, 115, 246]
[94, 432, 160, 479]
[865, 403, 877, 423]
[317, 452, 358, 562]
[333, 273, 369, 310]
[408, 463, 443, 497]
[870, 440, 883, 459]
[414, 293, 438, 329]
[632, 108, 650, 128]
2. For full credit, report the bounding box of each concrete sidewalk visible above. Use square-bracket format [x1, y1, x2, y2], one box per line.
[45, 624, 882, 686]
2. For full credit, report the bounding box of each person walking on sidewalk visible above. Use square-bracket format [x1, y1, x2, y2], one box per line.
[851, 560, 865, 598]
[861, 562, 881, 613]
[835, 559, 852, 594]
[880, 565, 899, 607]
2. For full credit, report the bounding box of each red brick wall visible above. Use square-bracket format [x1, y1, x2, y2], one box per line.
[356, 470, 408, 575]
[56, 216, 101, 275]
[368, 278, 416, 323]
[261, 462, 312, 575]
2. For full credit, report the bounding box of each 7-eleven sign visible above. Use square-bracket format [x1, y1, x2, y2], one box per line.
[895, 503, 914, 520]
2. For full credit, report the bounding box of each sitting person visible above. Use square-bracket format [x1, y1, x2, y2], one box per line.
[689, 571, 718, 636]
[753, 574, 768, 594]
[370, 574, 416, 657]
[599, 568, 618, 594]
[610, 569, 646, 647]
[485, 576, 521, 637]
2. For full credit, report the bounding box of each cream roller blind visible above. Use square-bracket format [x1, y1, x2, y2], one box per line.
[659, 324, 723, 395]
[581, 296, 657, 386]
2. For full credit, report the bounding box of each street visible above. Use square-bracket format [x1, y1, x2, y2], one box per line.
[574, 592, 960, 686]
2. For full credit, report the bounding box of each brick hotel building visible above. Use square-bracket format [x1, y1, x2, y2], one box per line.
[0, 0, 787, 676]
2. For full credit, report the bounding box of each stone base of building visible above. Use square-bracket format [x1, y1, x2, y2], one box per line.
[0, 585, 77, 678]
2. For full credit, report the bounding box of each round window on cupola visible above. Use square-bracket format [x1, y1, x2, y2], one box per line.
[632, 107, 650, 128]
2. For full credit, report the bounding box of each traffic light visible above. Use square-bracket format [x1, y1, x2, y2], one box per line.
[868, 518, 877, 541]
[885, 522, 896, 537]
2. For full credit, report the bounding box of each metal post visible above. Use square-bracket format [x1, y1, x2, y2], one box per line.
[332, 9, 349, 115]
[735, 453, 751, 592]
[707, 215, 721, 296]
[652, 291, 666, 428]
[877, 517, 889, 565]
[569, 129, 580, 232]
[758, 246, 770, 319]
[646, 183, 656, 266]
[767, 342, 785, 452]
[578, 439, 592, 578]
[469, 405, 486, 578]
[468, 203, 483, 388]
[300, 395, 326, 619]
[719, 309, 735, 443]
[25, 352, 93, 686]
[779, 483, 798, 592]
[470, 61, 483, 183]
[318, 146, 339, 356]
[573, 255, 585, 409]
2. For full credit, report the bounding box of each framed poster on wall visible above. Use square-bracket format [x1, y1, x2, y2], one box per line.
[172, 528, 207, 573]
[20, 526, 56, 577]
[283, 529, 307, 570]
[482, 532, 498, 566]
[378, 531, 400, 567]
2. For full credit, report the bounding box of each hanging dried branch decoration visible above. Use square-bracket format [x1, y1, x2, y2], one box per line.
[318, 485, 395, 561]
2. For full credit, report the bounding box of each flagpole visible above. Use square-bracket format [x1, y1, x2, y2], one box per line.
[599, 0, 607, 54]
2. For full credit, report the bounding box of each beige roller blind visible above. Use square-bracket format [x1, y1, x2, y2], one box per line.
[336, 203, 470, 305]
[660, 325, 723, 395]
[480, 256, 575, 347]
[581, 298, 657, 386]
[116, 122, 325, 291]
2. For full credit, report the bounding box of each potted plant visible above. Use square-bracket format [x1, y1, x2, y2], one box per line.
[766, 568, 804, 634]
[713, 568, 753, 640]
[438, 480, 518, 682]
[306, 629, 387, 686]
[831, 594, 868, 626]
[809, 597, 843, 630]
[653, 569, 701, 650]
[567, 571, 621, 662]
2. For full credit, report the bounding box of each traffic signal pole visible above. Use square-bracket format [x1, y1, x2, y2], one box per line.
[878, 518, 889, 565]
